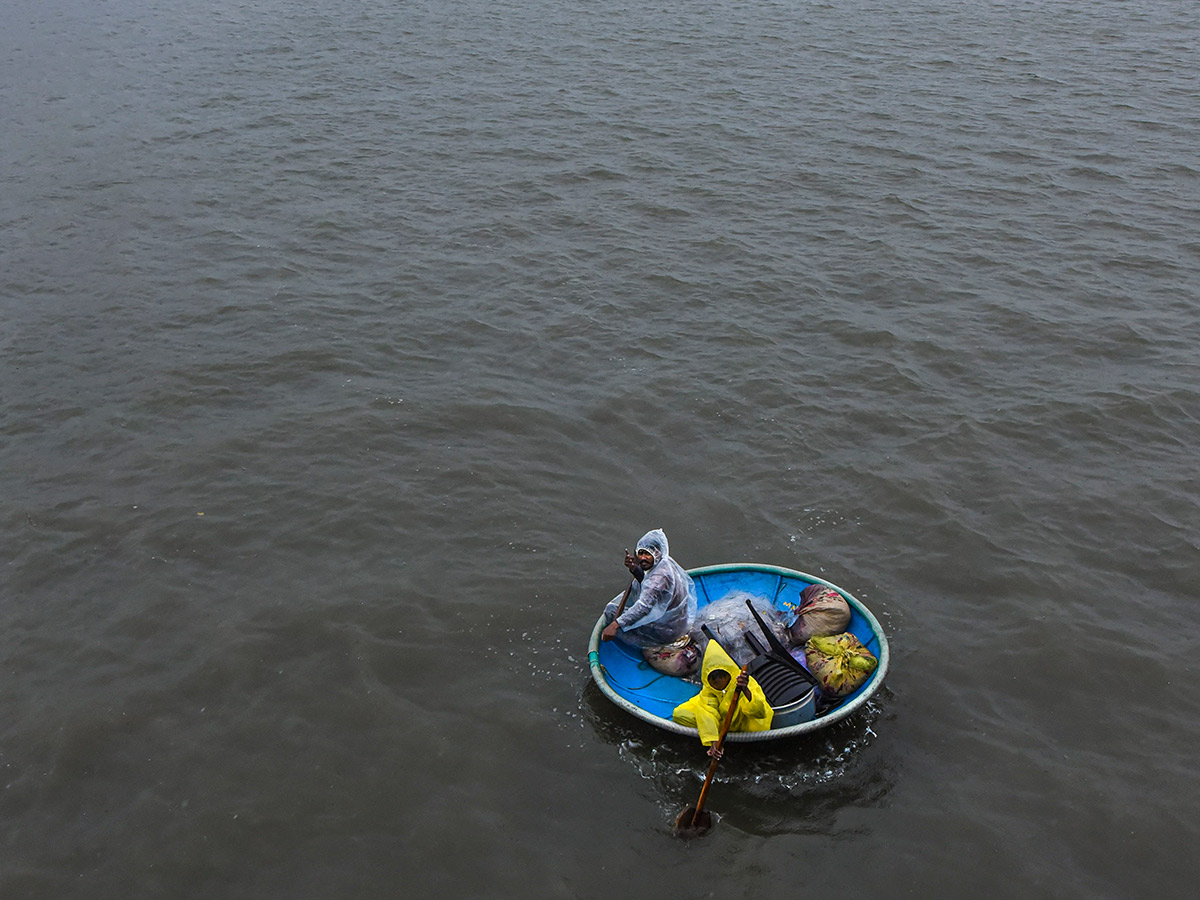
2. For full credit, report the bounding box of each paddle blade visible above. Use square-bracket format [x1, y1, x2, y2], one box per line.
[672, 806, 713, 838]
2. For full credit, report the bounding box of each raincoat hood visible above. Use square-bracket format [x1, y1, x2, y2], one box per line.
[635, 528, 668, 567]
[699, 637, 741, 689]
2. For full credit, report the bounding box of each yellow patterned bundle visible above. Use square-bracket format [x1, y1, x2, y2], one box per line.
[804, 633, 878, 697]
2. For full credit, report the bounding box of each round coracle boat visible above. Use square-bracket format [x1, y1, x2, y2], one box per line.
[587, 563, 889, 741]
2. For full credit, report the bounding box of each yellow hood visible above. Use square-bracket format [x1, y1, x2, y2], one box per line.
[699, 637, 741, 688]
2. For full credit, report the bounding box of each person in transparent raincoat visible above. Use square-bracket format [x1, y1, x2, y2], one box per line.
[601, 529, 699, 674]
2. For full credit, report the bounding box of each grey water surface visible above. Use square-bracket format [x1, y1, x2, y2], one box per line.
[3, 0, 1198, 897]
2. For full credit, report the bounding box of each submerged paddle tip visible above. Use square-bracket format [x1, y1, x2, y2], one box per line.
[672, 806, 713, 839]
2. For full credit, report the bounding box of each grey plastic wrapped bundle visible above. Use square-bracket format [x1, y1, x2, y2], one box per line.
[692, 591, 790, 667]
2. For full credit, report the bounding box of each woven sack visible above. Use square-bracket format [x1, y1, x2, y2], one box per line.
[788, 584, 851, 644]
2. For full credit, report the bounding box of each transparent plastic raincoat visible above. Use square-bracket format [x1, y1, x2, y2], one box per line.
[671, 639, 773, 745]
[603, 528, 697, 649]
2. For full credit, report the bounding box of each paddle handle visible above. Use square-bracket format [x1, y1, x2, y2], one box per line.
[611, 549, 640, 617]
[601, 578, 637, 643]
[615, 579, 634, 617]
[691, 663, 750, 825]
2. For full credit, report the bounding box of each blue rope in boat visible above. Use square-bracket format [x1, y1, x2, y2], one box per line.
[598, 664, 677, 692]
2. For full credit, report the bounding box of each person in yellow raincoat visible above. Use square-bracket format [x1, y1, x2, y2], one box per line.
[672, 638, 773, 758]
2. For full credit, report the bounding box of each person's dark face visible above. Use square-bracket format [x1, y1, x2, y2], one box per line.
[707, 670, 731, 690]
[636, 550, 655, 570]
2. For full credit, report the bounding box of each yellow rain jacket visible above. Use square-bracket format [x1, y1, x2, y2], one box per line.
[671, 640, 773, 745]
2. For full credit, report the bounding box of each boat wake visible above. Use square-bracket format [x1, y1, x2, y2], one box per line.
[582, 679, 895, 834]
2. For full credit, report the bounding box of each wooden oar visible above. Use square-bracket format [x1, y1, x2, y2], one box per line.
[673, 662, 751, 838]
[601, 553, 638, 642]
[615, 576, 634, 617]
